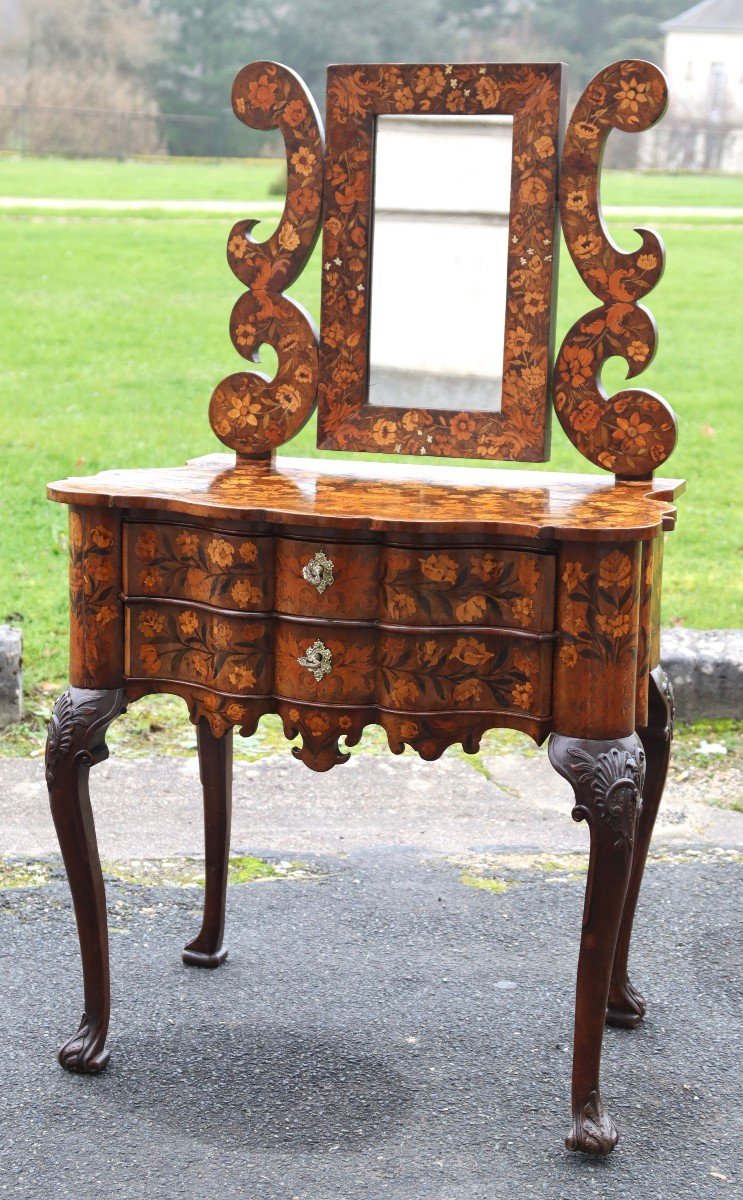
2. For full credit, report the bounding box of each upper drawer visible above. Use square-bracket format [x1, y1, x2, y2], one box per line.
[380, 545, 554, 632]
[124, 522, 274, 611]
[275, 537, 379, 620]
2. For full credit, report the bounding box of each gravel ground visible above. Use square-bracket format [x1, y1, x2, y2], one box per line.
[1, 748, 740, 859]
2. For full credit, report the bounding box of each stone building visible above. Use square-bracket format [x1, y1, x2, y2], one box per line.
[642, 0, 743, 172]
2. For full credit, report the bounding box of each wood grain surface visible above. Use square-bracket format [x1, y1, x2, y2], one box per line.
[49, 455, 684, 542]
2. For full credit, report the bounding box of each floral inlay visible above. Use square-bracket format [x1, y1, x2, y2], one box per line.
[379, 632, 546, 714]
[278, 702, 368, 772]
[555, 60, 677, 475]
[275, 625, 376, 704]
[558, 548, 639, 669]
[317, 61, 563, 461]
[128, 603, 272, 694]
[380, 545, 549, 631]
[275, 538, 379, 619]
[126, 523, 272, 611]
[208, 61, 324, 457]
[69, 509, 121, 678]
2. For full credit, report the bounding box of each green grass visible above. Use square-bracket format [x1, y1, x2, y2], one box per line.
[0, 155, 286, 201]
[601, 170, 743, 209]
[228, 855, 280, 884]
[0, 162, 741, 694]
[2, 154, 742, 208]
[459, 872, 513, 894]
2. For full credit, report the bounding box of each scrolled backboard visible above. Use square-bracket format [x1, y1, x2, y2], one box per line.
[208, 57, 676, 479]
[554, 60, 677, 477]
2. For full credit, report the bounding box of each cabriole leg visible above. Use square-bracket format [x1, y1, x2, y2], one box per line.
[183, 722, 233, 968]
[549, 732, 645, 1155]
[45, 687, 126, 1073]
[607, 667, 674, 1028]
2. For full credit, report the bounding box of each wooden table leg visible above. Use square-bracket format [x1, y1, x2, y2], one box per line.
[45, 687, 125, 1073]
[607, 667, 674, 1028]
[549, 732, 646, 1154]
[182, 721, 233, 968]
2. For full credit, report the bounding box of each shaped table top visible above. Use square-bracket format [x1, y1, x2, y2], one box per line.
[48, 454, 685, 544]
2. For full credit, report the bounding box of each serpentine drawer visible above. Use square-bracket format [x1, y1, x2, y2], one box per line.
[126, 600, 552, 720]
[123, 521, 274, 611]
[124, 523, 555, 634]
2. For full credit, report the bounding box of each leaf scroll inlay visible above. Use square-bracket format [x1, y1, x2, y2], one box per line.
[554, 60, 677, 477]
[209, 61, 324, 458]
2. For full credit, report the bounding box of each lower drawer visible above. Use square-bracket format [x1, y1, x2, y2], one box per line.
[378, 629, 552, 716]
[275, 620, 377, 705]
[125, 603, 551, 720]
[125, 601, 272, 694]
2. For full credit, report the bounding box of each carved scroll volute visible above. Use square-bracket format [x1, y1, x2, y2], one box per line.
[209, 61, 324, 460]
[554, 61, 678, 478]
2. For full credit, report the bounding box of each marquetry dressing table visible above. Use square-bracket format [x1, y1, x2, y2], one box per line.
[46, 58, 682, 1157]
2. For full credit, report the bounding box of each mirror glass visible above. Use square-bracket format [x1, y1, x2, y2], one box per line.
[368, 113, 514, 412]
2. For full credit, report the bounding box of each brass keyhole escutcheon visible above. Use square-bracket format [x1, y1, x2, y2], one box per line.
[302, 550, 334, 594]
[297, 639, 332, 681]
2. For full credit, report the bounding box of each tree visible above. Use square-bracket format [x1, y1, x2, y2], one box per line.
[10, 0, 157, 91]
[271, 1, 512, 105]
[147, 0, 513, 154]
[149, 0, 278, 155]
[0, 0, 162, 155]
[515, 0, 689, 92]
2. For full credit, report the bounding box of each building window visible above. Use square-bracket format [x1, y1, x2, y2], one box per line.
[708, 62, 727, 111]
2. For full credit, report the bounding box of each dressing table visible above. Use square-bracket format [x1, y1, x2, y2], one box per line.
[46, 57, 682, 1156]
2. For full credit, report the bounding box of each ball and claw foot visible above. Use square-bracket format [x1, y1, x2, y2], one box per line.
[606, 975, 647, 1029]
[182, 943, 228, 969]
[566, 1091, 619, 1156]
[58, 1013, 110, 1074]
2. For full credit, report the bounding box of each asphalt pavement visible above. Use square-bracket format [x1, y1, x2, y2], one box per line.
[0, 749, 740, 1199]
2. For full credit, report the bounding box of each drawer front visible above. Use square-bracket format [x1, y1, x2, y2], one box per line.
[379, 630, 552, 716]
[275, 538, 379, 620]
[275, 620, 376, 705]
[380, 546, 554, 632]
[124, 523, 273, 612]
[126, 601, 272, 694]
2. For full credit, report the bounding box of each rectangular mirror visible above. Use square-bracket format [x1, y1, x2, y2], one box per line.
[318, 62, 564, 461]
[369, 113, 514, 412]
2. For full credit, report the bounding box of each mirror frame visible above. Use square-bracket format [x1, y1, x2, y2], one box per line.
[317, 61, 565, 461]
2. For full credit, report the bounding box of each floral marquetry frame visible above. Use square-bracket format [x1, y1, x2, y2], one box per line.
[315, 62, 565, 461]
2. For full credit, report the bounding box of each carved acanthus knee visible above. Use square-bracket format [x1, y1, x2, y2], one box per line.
[566, 740, 645, 856]
[46, 687, 126, 792]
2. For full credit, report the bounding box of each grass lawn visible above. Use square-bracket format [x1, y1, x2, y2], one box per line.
[2, 154, 742, 208]
[0, 155, 286, 201]
[600, 169, 743, 208]
[1, 161, 741, 696]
